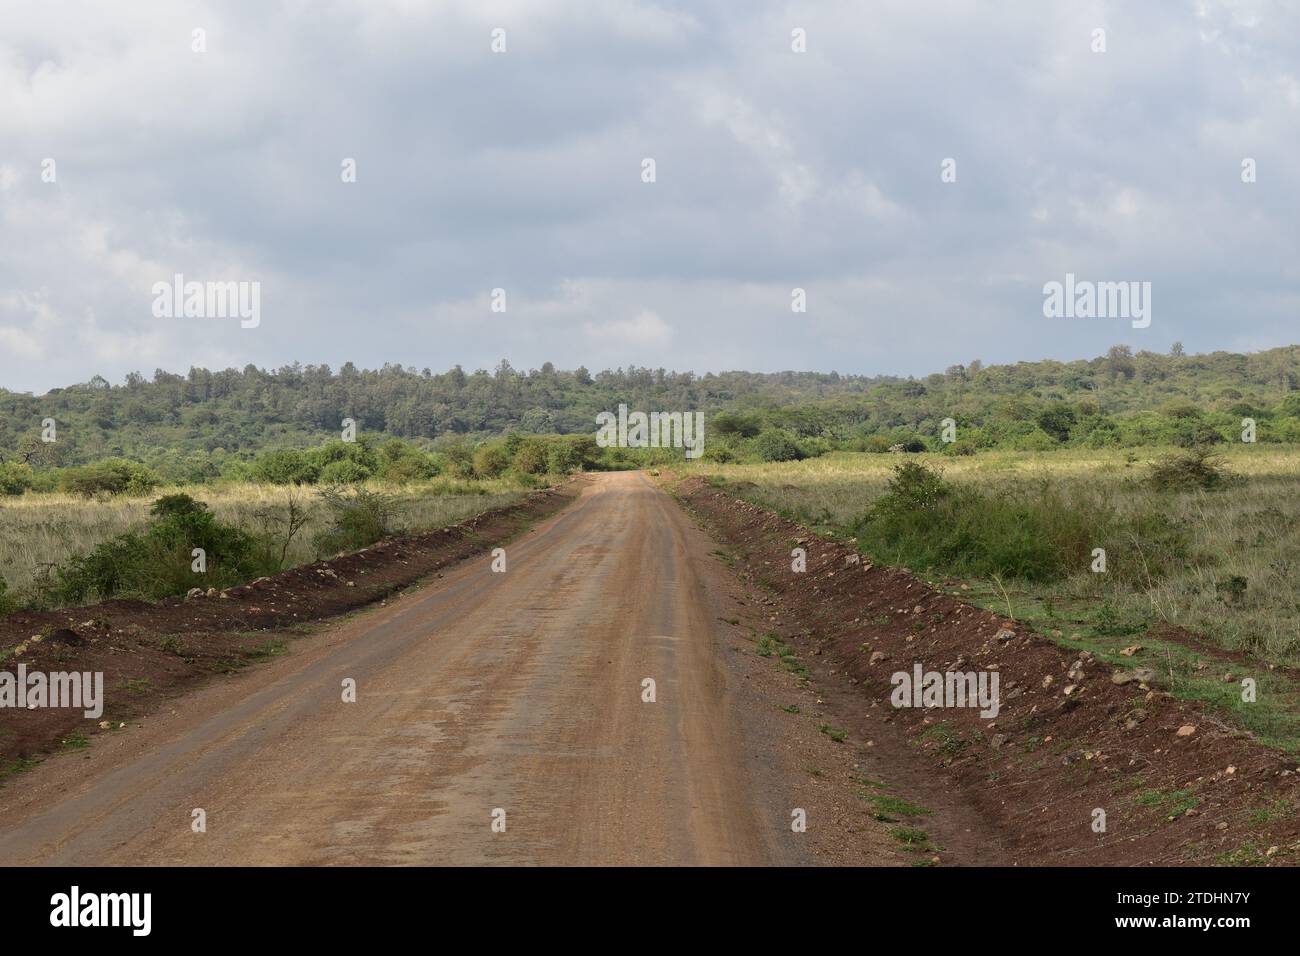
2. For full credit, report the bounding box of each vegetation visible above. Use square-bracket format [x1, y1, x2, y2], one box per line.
[2, 345, 1299, 485]
[0, 479, 529, 609]
[698, 447, 1300, 659]
[696, 445, 1300, 749]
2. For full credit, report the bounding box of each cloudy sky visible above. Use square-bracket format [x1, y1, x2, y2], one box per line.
[1, 0, 1296, 393]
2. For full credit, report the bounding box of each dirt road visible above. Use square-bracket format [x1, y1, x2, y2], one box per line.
[0, 472, 880, 866]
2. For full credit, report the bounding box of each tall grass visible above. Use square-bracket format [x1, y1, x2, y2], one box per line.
[0, 478, 528, 602]
[696, 446, 1300, 665]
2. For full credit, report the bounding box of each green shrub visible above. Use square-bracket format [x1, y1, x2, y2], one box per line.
[548, 442, 580, 474]
[377, 439, 438, 482]
[1147, 447, 1230, 491]
[253, 448, 319, 485]
[440, 442, 476, 479]
[512, 440, 550, 475]
[473, 444, 510, 478]
[751, 430, 806, 462]
[0, 461, 34, 495]
[318, 459, 372, 484]
[854, 461, 1185, 585]
[53, 493, 261, 603]
[312, 486, 395, 555]
[59, 458, 161, 497]
[1035, 402, 1077, 443]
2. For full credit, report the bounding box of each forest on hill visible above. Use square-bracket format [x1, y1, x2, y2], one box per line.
[1, 343, 1299, 486]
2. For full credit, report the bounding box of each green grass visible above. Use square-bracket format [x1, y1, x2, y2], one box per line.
[1134, 788, 1200, 816]
[867, 794, 933, 818]
[243, 638, 288, 660]
[892, 827, 931, 847]
[0, 755, 43, 781]
[818, 723, 848, 742]
[756, 633, 811, 679]
[696, 446, 1300, 751]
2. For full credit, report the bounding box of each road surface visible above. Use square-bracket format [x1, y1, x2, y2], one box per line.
[0, 472, 828, 866]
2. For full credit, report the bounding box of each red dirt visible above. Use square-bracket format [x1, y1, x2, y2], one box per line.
[672, 476, 1300, 866]
[0, 481, 579, 774]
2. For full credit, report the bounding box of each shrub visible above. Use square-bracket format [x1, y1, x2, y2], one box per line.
[855, 461, 1185, 585]
[318, 459, 372, 484]
[53, 493, 260, 603]
[1172, 422, 1225, 448]
[440, 442, 476, 479]
[473, 444, 510, 478]
[548, 442, 580, 474]
[712, 412, 763, 438]
[1035, 402, 1077, 443]
[751, 430, 806, 462]
[512, 440, 550, 475]
[377, 439, 438, 482]
[59, 458, 161, 497]
[1147, 447, 1230, 491]
[0, 461, 34, 495]
[312, 486, 395, 555]
[253, 448, 319, 485]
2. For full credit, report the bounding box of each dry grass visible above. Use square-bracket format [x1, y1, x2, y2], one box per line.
[695, 445, 1300, 666]
[0, 479, 527, 596]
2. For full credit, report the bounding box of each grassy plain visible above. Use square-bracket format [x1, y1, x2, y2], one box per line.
[0, 478, 528, 597]
[693, 445, 1300, 750]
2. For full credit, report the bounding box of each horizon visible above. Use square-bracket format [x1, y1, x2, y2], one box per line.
[8, 340, 1294, 399]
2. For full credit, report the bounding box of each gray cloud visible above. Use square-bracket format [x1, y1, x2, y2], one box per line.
[1, 0, 1296, 393]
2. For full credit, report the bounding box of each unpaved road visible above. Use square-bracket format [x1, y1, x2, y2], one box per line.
[0, 472, 889, 866]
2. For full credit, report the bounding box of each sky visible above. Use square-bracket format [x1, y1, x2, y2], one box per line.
[0, 0, 1297, 394]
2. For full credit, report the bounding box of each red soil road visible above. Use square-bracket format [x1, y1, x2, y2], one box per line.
[0, 472, 881, 866]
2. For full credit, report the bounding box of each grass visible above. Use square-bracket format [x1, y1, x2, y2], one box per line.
[868, 794, 933, 818]
[1134, 788, 1200, 817]
[818, 723, 848, 742]
[696, 446, 1300, 664]
[0, 477, 529, 606]
[756, 633, 811, 679]
[695, 445, 1300, 750]
[59, 731, 90, 751]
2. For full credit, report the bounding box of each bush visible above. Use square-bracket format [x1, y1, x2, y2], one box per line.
[253, 448, 319, 485]
[440, 442, 476, 479]
[1035, 402, 1077, 443]
[548, 442, 580, 474]
[751, 430, 806, 462]
[59, 458, 161, 497]
[1147, 447, 1230, 491]
[53, 493, 261, 603]
[312, 486, 395, 555]
[512, 440, 550, 475]
[377, 439, 438, 482]
[0, 461, 34, 495]
[473, 444, 510, 478]
[318, 459, 372, 484]
[854, 461, 1185, 585]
